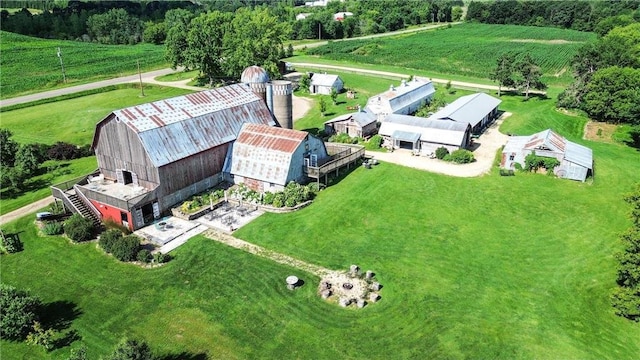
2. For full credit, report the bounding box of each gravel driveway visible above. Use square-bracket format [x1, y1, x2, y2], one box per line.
[366, 113, 511, 178]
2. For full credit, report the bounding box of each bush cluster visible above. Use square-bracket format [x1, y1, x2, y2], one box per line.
[328, 133, 361, 144]
[63, 214, 94, 242]
[444, 149, 475, 164]
[42, 222, 64, 236]
[0, 232, 23, 254]
[611, 186, 640, 321]
[180, 189, 225, 214]
[524, 153, 560, 174]
[261, 182, 318, 208]
[99, 230, 142, 262]
[435, 146, 449, 160]
[0, 283, 42, 341]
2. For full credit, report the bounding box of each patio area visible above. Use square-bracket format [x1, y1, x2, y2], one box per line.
[194, 201, 264, 234]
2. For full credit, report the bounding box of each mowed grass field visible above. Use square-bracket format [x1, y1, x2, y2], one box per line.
[2, 133, 640, 358]
[0, 31, 167, 99]
[305, 23, 595, 85]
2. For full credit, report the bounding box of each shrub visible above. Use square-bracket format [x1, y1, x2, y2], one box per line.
[0, 283, 42, 341]
[611, 286, 640, 321]
[99, 229, 124, 254]
[514, 162, 523, 171]
[262, 192, 275, 205]
[272, 193, 285, 208]
[63, 214, 94, 243]
[1, 231, 23, 253]
[435, 146, 449, 159]
[47, 142, 79, 161]
[153, 252, 171, 264]
[368, 135, 382, 149]
[137, 249, 152, 263]
[105, 338, 154, 360]
[42, 222, 64, 236]
[448, 149, 475, 164]
[25, 321, 55, 351]
[110, 235, 141, 262]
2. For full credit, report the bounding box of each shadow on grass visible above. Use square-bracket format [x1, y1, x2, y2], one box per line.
[159, 352, 208, 360]
[39, 300, 82, 331]
[53, 329, 82, 349]
[302, 127, 322, 136]
[0, 177, 52, 200]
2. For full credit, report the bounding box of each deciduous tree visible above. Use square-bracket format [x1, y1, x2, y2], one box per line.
[514, 53, 547, 99]
[0, 284, 42, 341]
[184, 11, 231, 85]
[490, 52, 516, 97]
[583, 66, 640, 124]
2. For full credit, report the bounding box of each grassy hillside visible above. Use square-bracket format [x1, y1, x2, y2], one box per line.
[305, 23, 595, 86]
[0, 31, 167, 99]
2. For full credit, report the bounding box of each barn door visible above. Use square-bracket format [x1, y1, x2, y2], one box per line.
[152, 202, 160, 219]
[134, 208, 144, 228]
[116, 169, 124, 184]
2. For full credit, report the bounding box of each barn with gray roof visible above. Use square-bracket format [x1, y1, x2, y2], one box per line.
[323, 109, 377, 138]
[225, 123, 329, 192]
[365, 78, 435, 121]
[53, 84, 277, 230]
[501, 129, 593, 182]
[429, 92, 501, 134]
[378, 114, 471, 154]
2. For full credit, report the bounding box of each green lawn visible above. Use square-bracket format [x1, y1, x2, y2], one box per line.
[0, 156, 97, 216]
[0, 31, 168, 99]
[154, 70, 200, 83]
[2, 85, 640, 358]
[1, 85, 193, 146]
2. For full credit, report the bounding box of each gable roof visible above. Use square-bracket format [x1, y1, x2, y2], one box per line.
[311, 73, 341, 87]
[504, 128, 593, 170]
[93, 84, 276, 167]
[379, 114, 470, 146]
[230, 124, 308, 186]
[366, 78, 435, 115]
[430, 93, 501, 127]
[324, 110, 376, 128]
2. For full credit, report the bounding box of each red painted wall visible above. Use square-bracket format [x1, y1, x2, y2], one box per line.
[90, 200, 132, 231]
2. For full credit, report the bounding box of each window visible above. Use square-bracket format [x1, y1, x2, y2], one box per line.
[509, 154, 515, 161]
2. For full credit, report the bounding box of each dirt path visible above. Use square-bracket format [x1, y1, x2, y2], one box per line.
[367, 113, 511, 177]
[0, 196, 53, 226]
[202, 229, 333, 277]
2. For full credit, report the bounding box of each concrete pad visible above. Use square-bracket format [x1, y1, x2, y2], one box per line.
[194, 203, 264, 234]
[159, 225, 208, 254]
[134, 217, 198, 246]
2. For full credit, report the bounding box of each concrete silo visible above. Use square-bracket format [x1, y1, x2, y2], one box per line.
[267, 80, 293, 129]
[241, 66, 269, 104]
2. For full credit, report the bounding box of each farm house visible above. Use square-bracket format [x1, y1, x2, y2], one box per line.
[429, 92, 501, 134]
[365, 78, 435, 122]
[378, 114, 471, 154]
[225, 123, 329, 192]
[51, 84, 277, 231]
[309, 73, 344, 95]
[501, 129, 593, 182]
[323, 109, 377, 138]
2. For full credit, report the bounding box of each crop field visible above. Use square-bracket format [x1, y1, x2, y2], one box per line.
[307, 23, 595, 84]
[0, 31, 167, 99]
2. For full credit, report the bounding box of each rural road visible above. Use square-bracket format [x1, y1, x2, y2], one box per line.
[0, 196, 54, 225]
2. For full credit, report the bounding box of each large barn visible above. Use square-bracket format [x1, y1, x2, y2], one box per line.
[225, 123, 329, 192]
[53, 84, 277, 230]
[378, 114, 471, 154]
[365, 78, 435, 122]
[501, 129, 593, 182]
[429, 92, 501, 134]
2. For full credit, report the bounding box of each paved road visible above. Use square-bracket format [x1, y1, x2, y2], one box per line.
[0, 196, 54, 226]
[292, 22, 460, 50]
[0, 68, 185, 108]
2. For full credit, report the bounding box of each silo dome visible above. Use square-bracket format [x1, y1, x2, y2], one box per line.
[241, 66, 270, 84]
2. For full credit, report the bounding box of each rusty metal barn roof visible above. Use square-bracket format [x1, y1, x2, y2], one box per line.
[96, 84, 276, 167]
[524, 129, 566, 152]
[230, 124, 308, 186]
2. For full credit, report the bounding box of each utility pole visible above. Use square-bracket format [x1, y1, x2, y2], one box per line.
[137, 59, 145, 97]
[57, 47, 66, 83]
[318, 22, 321, 40]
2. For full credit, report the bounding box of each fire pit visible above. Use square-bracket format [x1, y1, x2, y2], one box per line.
[342, 283, 354, 290]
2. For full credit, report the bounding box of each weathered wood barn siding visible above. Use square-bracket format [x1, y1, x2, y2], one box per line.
[93, 115, 159, 189]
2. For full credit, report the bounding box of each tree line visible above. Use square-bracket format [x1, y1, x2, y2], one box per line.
[466, 0, 640, 32]
[1, 0, 463, 44]
[611, 185, 640, 322]
[557, 22, 640, 128]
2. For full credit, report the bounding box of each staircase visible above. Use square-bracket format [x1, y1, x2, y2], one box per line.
[65, 190, 101, 227]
